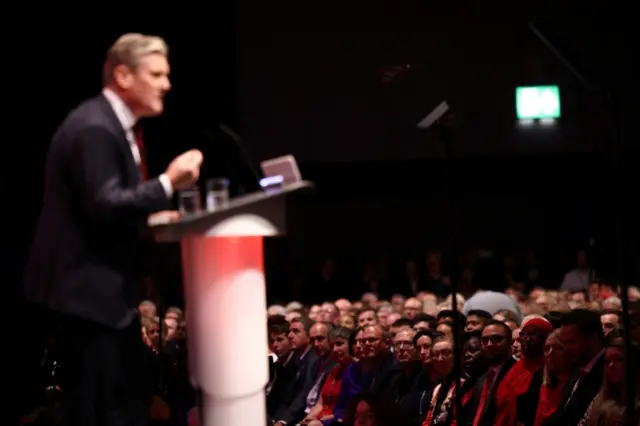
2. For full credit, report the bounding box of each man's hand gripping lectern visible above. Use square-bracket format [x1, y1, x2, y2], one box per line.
[150, 181, 313, 426]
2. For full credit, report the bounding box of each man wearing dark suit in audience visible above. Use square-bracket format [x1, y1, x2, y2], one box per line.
[23, 33, 203, 426]
[542, 309, 604, 426]
[273, 316, 320, 426]
[467, 320, 516, 426]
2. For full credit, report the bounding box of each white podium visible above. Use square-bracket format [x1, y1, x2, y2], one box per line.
[150, 181, 313, 426]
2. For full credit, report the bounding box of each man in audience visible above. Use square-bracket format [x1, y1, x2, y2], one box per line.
[413, 314, 437, 332]
[266, 322, 295, 417]
[376, 304, 394, 327]
[403, 298, 422, 320]
[600, 309, 621, 334]
[360, 324, 399, 393]
[390, 318, 414, 340]
[301, 323, 337, 416]
[357, 308, 377, 327]
[465, 310, 493, 333]
[318, 303, 340, 325]
[543, 309, 605, 426]
[139, 300, 157, 318]
[494, 317, 553, 425]
[468, 320, 516, 426]
[273, 317, 320, 426]
[386, 328, 429, 425]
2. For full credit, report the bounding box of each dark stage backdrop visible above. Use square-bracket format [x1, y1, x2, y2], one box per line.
[235, 0, 624, 163]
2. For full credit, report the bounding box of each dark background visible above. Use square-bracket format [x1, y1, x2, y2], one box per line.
[235, 0, 632, 162]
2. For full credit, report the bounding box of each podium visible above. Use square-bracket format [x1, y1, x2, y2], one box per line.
[150, 181, 313, 426]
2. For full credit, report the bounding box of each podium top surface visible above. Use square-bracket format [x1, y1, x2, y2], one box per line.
[149, 180, 313, 241]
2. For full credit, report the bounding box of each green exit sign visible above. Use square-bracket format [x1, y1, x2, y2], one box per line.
[515, 85, 561, 120]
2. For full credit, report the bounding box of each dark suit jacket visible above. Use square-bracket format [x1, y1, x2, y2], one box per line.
[24, 93, 171, 329]
[384, 363, 432, 426]
[466, 357, 516, 426]
[542, 353, 604, 426]
[274, 348, 321, 424]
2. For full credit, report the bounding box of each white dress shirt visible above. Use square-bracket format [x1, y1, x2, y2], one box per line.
[102, 88, 173, 198]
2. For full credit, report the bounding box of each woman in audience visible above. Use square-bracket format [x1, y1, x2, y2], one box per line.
[421, 335, 459, 426]
[332, 327, 368, 421]
[302, 326, 354, 426]
[529, 329, 573, 426]
[579, 332, 640, 426]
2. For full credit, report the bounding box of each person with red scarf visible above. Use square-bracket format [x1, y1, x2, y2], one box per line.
[532, 329, 573, 426]
[494, 317, 553, 426]
[301, 326, 354, 426]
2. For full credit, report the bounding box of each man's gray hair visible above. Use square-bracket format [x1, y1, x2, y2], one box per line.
[102, 33, 168, 85]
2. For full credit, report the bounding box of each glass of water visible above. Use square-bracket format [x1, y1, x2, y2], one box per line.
[178, 186, 202, 215]
[206, 178, 230, 211]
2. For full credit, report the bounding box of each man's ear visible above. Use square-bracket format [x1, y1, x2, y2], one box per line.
[113, 64, 134, 89]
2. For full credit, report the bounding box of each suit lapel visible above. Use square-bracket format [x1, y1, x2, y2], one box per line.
[95, 94, 142, 184]
[479, 357, 516, 424]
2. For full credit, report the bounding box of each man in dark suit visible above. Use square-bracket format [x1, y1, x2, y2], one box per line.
[467, 320, 516, 426]
[542, 309, 604, 426]
[24, 33, 203, 426]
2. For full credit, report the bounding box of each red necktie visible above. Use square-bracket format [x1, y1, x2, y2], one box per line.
[472, 368, 497, 426]
[134, 124, 148, 180]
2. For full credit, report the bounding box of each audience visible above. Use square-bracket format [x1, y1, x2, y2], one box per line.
[21, 249, 640, 426]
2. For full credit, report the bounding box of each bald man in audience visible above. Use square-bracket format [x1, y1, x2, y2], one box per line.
[139, 300, 156, 318]
[404, 297, 422, 320]
[386, 328, 430, 423]
[334, 298, 351, 315]
[360, 324, 399, 394]
[318, 302, 340, 325]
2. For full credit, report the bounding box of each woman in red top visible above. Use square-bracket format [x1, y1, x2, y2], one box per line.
[533, 330, 573, 426]
[302, 326, 354, 426]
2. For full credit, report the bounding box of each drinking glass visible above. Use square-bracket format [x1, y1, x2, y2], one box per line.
[178, 186, 202, 215]
[206, 178, 230, 211]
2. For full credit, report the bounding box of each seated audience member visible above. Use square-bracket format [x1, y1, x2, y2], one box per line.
[467, 320, 516, 426]
[413, 314, 437, 332]
[300, 323, 339, 417]
[577, 332, 640, 426]
[356, 308, 377, 328]
[414, 329, 442, 385]
[421, 334, 459, 426]
[332, 327, 367, 422]
[494, 317, 553, 426]
[390, 318, 415, 339]
[267, 321, 294, 417]
[527, 329, 574, 426]
[464, 310, 492, 333]
[436, 310, 465, 326]
[599, 309, 621, 335]
[385, 328, 431, 425]
[458, 332, 488, 426]
[273, 316, 320, 426]
[302, 326, 354, 426]
[543, 309, 605, 426]
[404, 298, 423, 320]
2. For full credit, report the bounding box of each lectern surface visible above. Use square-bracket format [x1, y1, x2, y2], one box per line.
[149, 180, 313, 241]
